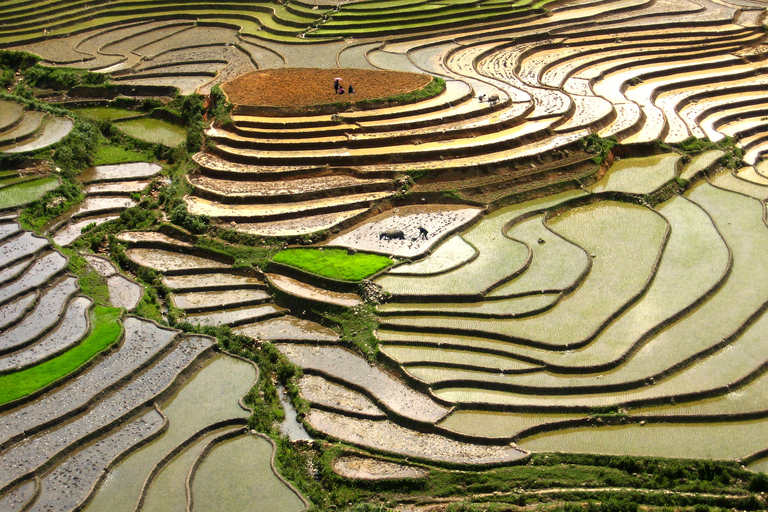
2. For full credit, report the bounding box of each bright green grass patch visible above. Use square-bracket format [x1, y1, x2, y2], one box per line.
[73, 106, 143, 122]
[272, 248, 393, 281]
[0, 175, 59, 209]
[115, 118, 186, 147]
[92, 143, 156, 165]
[0, 306, 122, 405]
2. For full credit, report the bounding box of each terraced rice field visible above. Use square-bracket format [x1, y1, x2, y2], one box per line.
[8, 0, 768, 509]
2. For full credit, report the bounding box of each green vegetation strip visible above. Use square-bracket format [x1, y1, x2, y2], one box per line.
[272, 248, 393, 281]
[0, 176, 59, 209]
[0, 306, 122, 405]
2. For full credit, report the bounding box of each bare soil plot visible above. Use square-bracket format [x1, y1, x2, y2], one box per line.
[222, 68, 432, 108]
[325, 205, 482, 258]
[332, 454, 429, 480]
[107, 275, 142, 310]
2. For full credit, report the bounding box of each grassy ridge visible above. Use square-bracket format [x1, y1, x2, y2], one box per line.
[272, 248, 393, 281]
[0, 306, 122, 405]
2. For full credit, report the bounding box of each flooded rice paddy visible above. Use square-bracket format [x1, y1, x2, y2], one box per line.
[115, 118, 187, 147]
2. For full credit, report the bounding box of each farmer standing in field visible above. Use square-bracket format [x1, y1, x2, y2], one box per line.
[334, 77, 341, 92]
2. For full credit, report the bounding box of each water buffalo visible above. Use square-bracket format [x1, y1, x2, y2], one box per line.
[379, 229, 405, 240]
[487, 93, 500, 105]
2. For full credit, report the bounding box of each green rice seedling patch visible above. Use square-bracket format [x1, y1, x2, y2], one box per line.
[382, 344, 541, 372]
[488, 213, 589, 297]
[500, 195, 729, 371]
[387, 235, 476, 275]
[518, 418, 768, 460]
[377, 293, 559, 317]
[440, 410, 582, 439]
[92, 144, 156, 166]
[375, 194, 580, 298]
[679, 149, 724, 181]
[590, 153, 680, 195]
[0, 174, 35, 189]
[272, 248, 392, 282]
[73, 107, 143, 122]
[84, 355, 256, 512]
[115, 118, 186, 147]
[0, 176, 59, 209]
[0, 306, 121, 405]
[384, 201, 667, 348]
[191, 435, 305, 512]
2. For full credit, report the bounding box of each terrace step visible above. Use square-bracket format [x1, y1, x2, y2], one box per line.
[228, 207, 373, 237]
[0, 116, 73, 154]
[125, 248, 230, 275]
[187, 173, 394, 204]
[184, 303, 287, 328]
[52, 214, 120, 247]
[230, 79, 474, 129]
[0, 251, 68, 307]
[0, 335, 214, 495]
[233, 315, 340, 342]
[0, 112, 47, 145]
[0, 296, 90, 374]
[0, 317, 179, 449]
[162, 271, 267, 293]
[0, 276, 78, 357]
[184, 191, 393, 222]
[170, 289, 272, 313]
[0, 100, 24, 133]
[267, 273, 362, 307]
[211, 116, 556, 167]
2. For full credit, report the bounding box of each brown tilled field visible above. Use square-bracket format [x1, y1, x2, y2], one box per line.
[221, 68, 433, 107]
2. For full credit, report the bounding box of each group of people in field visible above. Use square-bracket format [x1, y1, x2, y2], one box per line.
[334, 78, 355, 95]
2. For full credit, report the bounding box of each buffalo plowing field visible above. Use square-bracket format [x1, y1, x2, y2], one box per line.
[4, 0, 768, 511]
